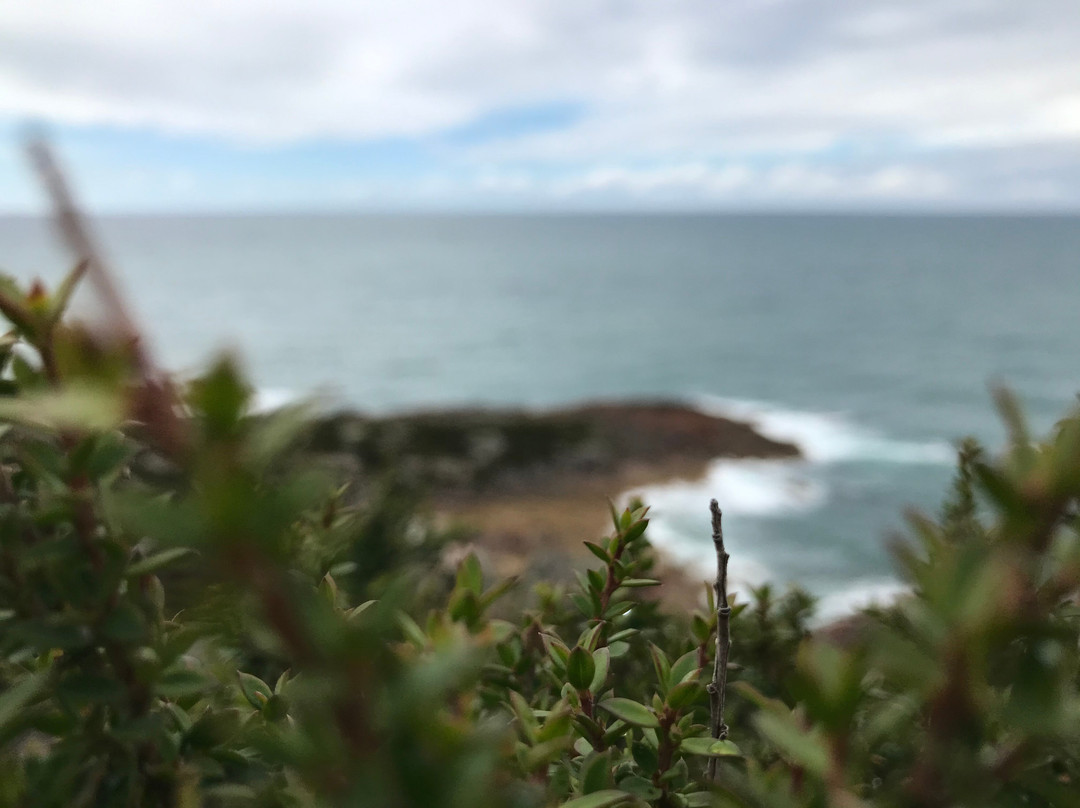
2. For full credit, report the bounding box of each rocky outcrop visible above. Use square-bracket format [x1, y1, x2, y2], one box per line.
[305, 401, 799, 497]
[302, 401, 800, 611]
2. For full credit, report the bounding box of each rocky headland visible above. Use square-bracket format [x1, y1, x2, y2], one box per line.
[305, 401, 800, 609]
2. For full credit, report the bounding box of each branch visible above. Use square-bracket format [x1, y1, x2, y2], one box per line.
[706, 498, 731, 781]
[24, 136, 190, 459]
[24, 137, 147, 372]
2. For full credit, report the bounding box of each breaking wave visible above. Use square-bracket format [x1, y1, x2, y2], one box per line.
[628, 396, 953, 618]
[252, 387, 301, 413]
[692, 395, 954, 465]
[813, 578, 910, 625]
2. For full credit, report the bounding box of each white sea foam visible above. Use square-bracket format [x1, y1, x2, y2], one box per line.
[692, 395, 954, 465]
[252, 388, 301, 413]
[630, 459, 825, 519]
[636, 514, 775, 593]
[622, 458, 824, 596]
[622, 396, 951, 619]
[813, 578, 911, 625]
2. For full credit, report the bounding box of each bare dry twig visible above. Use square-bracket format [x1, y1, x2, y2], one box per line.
[707, 498, 731, 781]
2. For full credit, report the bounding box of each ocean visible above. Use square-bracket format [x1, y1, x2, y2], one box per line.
[1, 213, 1078, 618]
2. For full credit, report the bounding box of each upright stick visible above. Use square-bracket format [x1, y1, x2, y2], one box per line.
[707, 498, 731, 781]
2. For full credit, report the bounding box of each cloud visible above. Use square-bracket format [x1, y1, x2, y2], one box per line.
[459, 161, 956, 209]
[0, 0, 1078, 209]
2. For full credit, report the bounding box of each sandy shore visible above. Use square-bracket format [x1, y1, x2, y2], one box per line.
[434, 457, 716, 610]
[307, 401, 799, 612]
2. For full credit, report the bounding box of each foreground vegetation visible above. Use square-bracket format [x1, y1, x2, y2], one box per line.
[1, 200, 1079, 805]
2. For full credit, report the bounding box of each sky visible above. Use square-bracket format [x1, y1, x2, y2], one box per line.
[1, 0, 1079, 213]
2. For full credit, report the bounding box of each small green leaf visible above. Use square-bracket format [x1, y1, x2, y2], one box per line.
[0, 670, 48, 733]
[0, 280, 37, 337]
[347, 600, 377, 620]
[599, 698, 659, 728]
[622, 520, 648, 544]
[608, 501, 621, 532]
[84, 433, 131, 480]
[574, 713, 604, 744]
[480, 576, 517, 609]
[753, 712, 828, 776]
[679, 737, 741, 757]
[666, 680, 703, 711]
[668, 651, 700, 690]
[631, 739, 659, 771]
[319, 572, 340, 607]
[589, 647, 610, 695]
[156, 668, 215, 700]
[247, 403, 314, 465]
[488, 619, 516, 643]
[457, 553, 484, 595]
[126, 547, 196, 577]
[397, 613, 428, 649]
[690, 614, 711, 644]
[608, 641, 631, 659]
[580, 752, 613, 794]
[203, 784, 256, 801]
[584, 541, 611, 563]
[659, 757, 688, 784]
[617, 775, 661, 801]
[274, 669, 291, 695]
[603, 601, 634, 620]
[449, 585, 481, 624]
[183, 708, 241, 750]
[509, 691, 538, 742]
[237, 672, 272, 709]
[262, 694, 289, 721]
[578, 622, 604, 652]
[0, 384, 124, 432]
[520, 735, 573, 772]
[586, 568, 606, 594]
[543, 634, 571, 668]
[188, 356, 251, 435]
[538, 704, 573, 742]
[684, 793, 714, 808]
[567, 646, 596, 691]
[574, 737, 595, 758]
[571, 593, 594, 616]
[649, 644, 671, 692]
[561, 790, 635, 808]
[164, 703, 193, 733]
[620, 578, 661, 588]
[602, 720, 630, 744]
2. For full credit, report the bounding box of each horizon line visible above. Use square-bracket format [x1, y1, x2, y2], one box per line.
[2, 207, 1080, 220]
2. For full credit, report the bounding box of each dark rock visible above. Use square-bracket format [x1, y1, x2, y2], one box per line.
[302, 399, 800, 499]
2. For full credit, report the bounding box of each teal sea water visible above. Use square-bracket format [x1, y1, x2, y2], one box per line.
[2, 214, 1078, 617]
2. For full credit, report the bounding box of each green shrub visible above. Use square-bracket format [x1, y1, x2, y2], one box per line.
[715, 397, 1080, 808]
[0, 255, 1078, 808]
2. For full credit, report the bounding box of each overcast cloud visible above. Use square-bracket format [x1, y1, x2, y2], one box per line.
[1, 0, 1079, 211]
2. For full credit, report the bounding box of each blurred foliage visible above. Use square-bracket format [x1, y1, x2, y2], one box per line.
[0, 262, 1078, 808]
